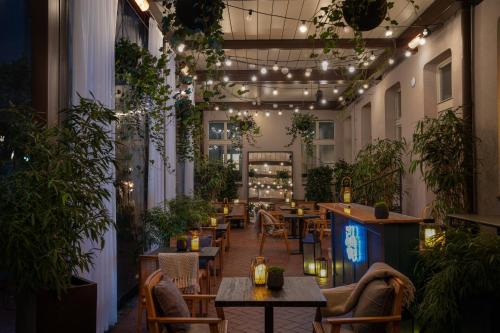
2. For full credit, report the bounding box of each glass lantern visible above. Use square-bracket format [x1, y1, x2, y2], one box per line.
[190, 230, 200, 251]
[297, 208, 304, 216]
[315, 257, 328, 278]
[420, 222, 441, 249]
[210, 216, 218, 227]
[303, 231, 321, 275]
[291, 201, 296, 208]
[250, 256, 268, 285]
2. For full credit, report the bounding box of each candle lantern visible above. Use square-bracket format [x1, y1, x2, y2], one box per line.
[285, 197, 290, 203]
[210, 216, 218, 227]
[302, 231, 321, 275]
[250, 256, 268, 285]
[291, 201, 296, 208]
[297, 208, 304, 216]
[190, 230, 200, 251]
[315, 257, 328, 278]
[420, 222, 441, 249]
[340, 177, 352, 204]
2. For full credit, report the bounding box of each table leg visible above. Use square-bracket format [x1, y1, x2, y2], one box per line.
[298, 218, 304, 254]
[264, 305, 273, 333]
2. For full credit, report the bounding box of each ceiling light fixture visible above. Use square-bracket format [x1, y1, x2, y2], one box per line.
[299, 21, 308, 33]
[260, 67, 267, 75]
[273, 63, 279, 71]
[385, 26, 393, 37]
[135, 0, 149, 12]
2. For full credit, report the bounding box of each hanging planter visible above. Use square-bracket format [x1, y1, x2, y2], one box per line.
[175, 0, 224, 34]
[228, 114, 260, 147]
[342, 0, 388, 31]
[285, 113, 318, 155]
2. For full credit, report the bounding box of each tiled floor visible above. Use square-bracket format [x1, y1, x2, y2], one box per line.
[111, 223, 332, 333]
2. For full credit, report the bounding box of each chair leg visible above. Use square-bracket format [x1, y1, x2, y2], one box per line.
[136, 300, 143, 333]
[259, 233, 266, 255]
[283, 233, 291, 254]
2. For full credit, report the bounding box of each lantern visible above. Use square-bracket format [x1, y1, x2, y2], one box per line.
[303, 231, 321, 275]
[250, 256, 268, 285]
[297, 208, 304, 216]
[315, 257, 328, 278]
[291, 201, 296, 208]
[285, 197, 290, 203]
[420, 222, 440, 249]
[341, 177, 352, 204]
[343, 205, 351, 215]
[223, 198, 229, 215]
[210, 216, 218, 227]
[190, 230, 200, 251]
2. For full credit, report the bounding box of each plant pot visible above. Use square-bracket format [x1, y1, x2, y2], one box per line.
[342, 0, 388, 31]
[267, 271, 284, 290]
[177, 238, 188, 252]
[16, 276, 97, 333]
[374, 206, 389, 219]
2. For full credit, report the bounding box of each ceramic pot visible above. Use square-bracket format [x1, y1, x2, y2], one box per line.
[374, 206, 389, 219]
[267, 271, 284, 290]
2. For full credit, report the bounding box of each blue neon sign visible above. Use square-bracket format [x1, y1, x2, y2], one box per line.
[345, 224, 365, 263]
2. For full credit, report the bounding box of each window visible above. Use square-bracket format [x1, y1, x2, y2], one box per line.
[318, 145, 335, 166]
[302, 120, 336, 181]
[318, 121, 335, 140]
[207, 121, 242, 180]
[438, 60, 452, 103]
[394, 89, 402, 140]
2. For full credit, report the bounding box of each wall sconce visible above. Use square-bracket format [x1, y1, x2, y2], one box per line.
[250, 256, 268, 285]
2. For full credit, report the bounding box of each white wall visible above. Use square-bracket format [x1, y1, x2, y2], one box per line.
[474, 0, 500, 215]
[342, 11, 464, 217]
[204, 109, 343, 200]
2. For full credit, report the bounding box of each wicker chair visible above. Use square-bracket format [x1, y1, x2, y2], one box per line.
[313, 277, 405, 333]
[144, 269, 227, 333]
[258, 209, 290, 255]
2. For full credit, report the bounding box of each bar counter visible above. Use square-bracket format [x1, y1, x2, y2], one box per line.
[318, 203, 422, 286]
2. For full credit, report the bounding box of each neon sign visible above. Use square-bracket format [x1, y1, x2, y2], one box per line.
[345, 224, 365, 263]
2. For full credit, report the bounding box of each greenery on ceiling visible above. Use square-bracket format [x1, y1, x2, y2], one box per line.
[410, 107, 474, 222]
[285, 113, 318, 155]
[115, 38, 172, 161]
[228, 114, 261, 148]
[0, 97, 116, 295]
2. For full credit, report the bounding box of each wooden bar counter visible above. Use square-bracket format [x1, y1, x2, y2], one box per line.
[318, 203, 422, 287]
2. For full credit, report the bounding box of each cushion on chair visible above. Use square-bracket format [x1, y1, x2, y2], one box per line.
[352, 278, 395, 333]
[154, 279, 191, 333]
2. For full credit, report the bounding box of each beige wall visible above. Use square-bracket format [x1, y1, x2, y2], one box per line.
[342, 12, 464, 217]
[204, 110, 343, 200]
[474, 0, 500, 215]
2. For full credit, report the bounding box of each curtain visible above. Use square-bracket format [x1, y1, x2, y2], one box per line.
[147, 18, 165, 208]
[70, 0, 119, 332]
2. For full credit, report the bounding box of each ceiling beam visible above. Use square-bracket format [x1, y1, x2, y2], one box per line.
[196, 69, 374, 83]
[206, 101, 341, 111]
[221, 38, 394, 50]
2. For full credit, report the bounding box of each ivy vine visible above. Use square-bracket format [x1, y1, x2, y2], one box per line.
[285, 113, 318, 155]
[228, 114, 261, 148]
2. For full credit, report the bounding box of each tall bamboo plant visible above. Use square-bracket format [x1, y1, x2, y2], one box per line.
[410, 108, 474, 222]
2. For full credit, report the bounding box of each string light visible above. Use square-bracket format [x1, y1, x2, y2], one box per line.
[206, 79, 213, 85]
[244, 111, 248, 115]
[193, 75, 198, 80]
[265, 112, 270, 117]
[273, 103, 278, 108]
[419, 37, 426, 45]
[338, 96, 344, 101]
[321, 60, 329, 71]
[177, 43, 186, 53]
[303, 89, 309, 96]
[405, 50, 412, 58]
[309, 105, 314, 110]
[223, 76, 229, 82]
[251, 75, 258, 82]
[321, 98, 327, 105]
[281, 67, 289, 75]
[363, 83, 369, 89]
[286, 73, 293, 79]
[237, 111, 242, 116]
[249, 63, 256, 69]
[333, 88, 339, 94]
[370, 52, 376, 61]
[228, 108, 234, 114]
[278, 111, 283, 116]
[305, 70, 311, 77]
[294, 108, 299, 113]
[273, 63, 279, 71]
[348, 65, 356, 73]
[363, 61, 370, 67]
[246, 9, 253, 22]
[225, 58, 232, 66]
[299, 21, 308, 33]
[358, 88, 364, 94]
[241, 84, 247, 90]
[385, 27, 393, 37]
[214, 106, 219, 111]
[260, 67, 267, 75]
[423, 28, 429, 36]
[272, 88, 278, 96]
[388, 58, 395, 65]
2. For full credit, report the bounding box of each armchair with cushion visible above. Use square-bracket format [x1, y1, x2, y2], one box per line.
[258, 209, 290, 255]
[144, 269, 227, 333]
[313, 263, 414, 333]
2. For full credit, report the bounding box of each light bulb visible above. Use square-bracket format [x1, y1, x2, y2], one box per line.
[223, 76, 229, 82]
[304, 70, 311, 77]
[206, 79, 213, 85]
[278, 111, 283, 116]
[214, 106, 219, 111]
[363, 83, 369, 89]
[405, 50, 412, 58]
[321, 60, 328, 71]
[265, 112, 270, 117]
[216, 60, 221, 67]
[273, 63, 279, 71]
[260, 67, 267, 75]
[272, 88, 278, 96]
[294, 108, 299, 113]
[348, 65, 356, 73]
[249, 63, 256, 69]
[246, 9, 253, 22]
[363, 61, 370, 67]
[225, 58, 232, 66]
[237, 111, 241, 116]
[303, 89, 309, 96]
[321, 98, 327, 105]
[299, 21, 308, 33]
[251, 75, 258, 82]
[193, 75, 198, 80]
[309, 105, 314, 110]
[358, 88, 364, 94]
[241, 84, 247, 90]
[281, 67, 289, 75]
[338, 96, 344, 101]
[228, 108, 233, 114]
[385, 27, 393, 37]
[370, 52, 376, 61]
[244, 111, 248, 115]
[177, 43, 186, 53]
[423, 28, 429, 36]
[388, 58, 395, 65]
[286, 73, 292, 79]
[333, 88, 339, 94]
[135, 0, 149, 11]
[419, 37, 426, 45]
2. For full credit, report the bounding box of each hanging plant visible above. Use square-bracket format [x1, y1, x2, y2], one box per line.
[228, 114, 260, 147]
[115, 39, 172, 160]
[285, 113, 318, 155]
[174, 96, 204, 161]
[342, 0, 388, 31]
[173, 0, 224, 35]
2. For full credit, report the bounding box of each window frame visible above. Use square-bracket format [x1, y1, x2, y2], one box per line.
[207, 121, 243, 182]
[437, 58, 453, 108]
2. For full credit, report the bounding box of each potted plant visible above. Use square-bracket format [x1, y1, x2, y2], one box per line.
[342, 0, 388, 31]
[305, 166, 334, 202]
[267, 267, 285, 290]
[415, 228, 500, 332]
[285, 113, 318, 155]
[0, 97, 116, 333]
[374, 201, 389, 219]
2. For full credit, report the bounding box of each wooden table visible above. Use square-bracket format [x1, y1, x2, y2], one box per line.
[224, 205, 248, 229]
[282, 213, 320, 254]
[146, 246, 220, 261]
[215, 277, 326, 333]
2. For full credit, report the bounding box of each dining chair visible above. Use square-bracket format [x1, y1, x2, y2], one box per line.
[304, 211, 331, 241]
[258, 209, 290, 255]
[313, 276, 405, 333]
[144, 269, 227, 333]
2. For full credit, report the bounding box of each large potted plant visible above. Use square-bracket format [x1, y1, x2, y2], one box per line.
[0, 97, 116, 333]
[305, 166, 334, 202]
[414, 228, 500, 332]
